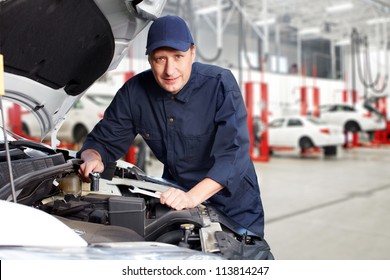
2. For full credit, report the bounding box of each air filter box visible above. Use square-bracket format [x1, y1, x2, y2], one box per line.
[108, 196, 146, 237]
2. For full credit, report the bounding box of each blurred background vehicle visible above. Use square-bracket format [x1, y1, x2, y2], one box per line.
[266, 115, 345, 156]
[318, 103, 386, 134]
[22, 92, 112, 144]
[19, 92, 150, 171]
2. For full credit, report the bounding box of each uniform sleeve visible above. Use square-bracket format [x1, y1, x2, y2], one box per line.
[206, 71, 251, 196]
[77, 83, 136, 165]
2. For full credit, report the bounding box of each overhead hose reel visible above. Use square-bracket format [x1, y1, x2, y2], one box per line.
[351, 28, 389, 96]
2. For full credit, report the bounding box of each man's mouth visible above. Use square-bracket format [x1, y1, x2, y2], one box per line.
[164, 76, 179, 84]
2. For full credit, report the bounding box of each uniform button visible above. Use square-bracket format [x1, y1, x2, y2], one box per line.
[169, 117, 174, 123]
[170, 96, 175, 100]
[145, 133, 150, 138]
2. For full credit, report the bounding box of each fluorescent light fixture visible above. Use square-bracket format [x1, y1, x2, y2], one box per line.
[195, 3, 230, 15]
[298, 27, 321, 36]
[366, 17, 390, 25]
[255, 17, 276, 26]
[326, 2, 353, 13]
[335, 39, 351, 46]
[195, 6, 219, 15]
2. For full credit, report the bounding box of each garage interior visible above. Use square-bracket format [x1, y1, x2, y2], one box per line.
[140, 0, 390, 260]
[2, 0, 390, 260]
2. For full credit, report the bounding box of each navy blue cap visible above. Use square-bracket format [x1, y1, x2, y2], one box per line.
[145, 15, 194, 55]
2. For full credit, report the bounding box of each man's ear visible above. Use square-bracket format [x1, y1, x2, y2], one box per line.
[191, 45, 196, 62]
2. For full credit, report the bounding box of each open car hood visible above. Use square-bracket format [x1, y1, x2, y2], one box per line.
[1, 0, 166, 141]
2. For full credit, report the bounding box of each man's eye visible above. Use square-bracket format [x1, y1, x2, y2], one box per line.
[155, 57, 166, 63]
[175, 55, 182, 60]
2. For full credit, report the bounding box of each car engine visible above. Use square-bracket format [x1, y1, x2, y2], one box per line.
[0, 137, 273, 260]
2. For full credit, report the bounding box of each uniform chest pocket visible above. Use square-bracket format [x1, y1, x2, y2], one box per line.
[136, 127, 164, 160]
[182, 131, 214, 163]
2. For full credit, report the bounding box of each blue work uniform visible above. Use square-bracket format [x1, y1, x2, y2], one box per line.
[79, 62, 265, 236]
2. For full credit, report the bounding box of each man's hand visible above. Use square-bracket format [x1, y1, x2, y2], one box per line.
[78, 149, 104, 182]
[160, 178, 224, 210]
[160, 188, 197, 210]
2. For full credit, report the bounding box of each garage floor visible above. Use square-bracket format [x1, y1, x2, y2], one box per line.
[146, 143, 390, 260]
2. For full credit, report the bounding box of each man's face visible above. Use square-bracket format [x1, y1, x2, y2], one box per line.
[149, 46, 195, 94]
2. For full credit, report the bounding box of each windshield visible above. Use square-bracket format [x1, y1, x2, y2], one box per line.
[306, 116, 326, 125]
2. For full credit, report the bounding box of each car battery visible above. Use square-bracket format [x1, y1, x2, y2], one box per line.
[108, 196, 146, 237]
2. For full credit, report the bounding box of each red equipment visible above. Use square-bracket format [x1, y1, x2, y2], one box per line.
[372, 96, 390, 145]
[342, 89, 359, 148]
[123, 71, 137, 165]
[299, 86, 321, 154]
[245, 81, 269, 162]
[7, 103, 23, 136]
[300, 86, 320, 117]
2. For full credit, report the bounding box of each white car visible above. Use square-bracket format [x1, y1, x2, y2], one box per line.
[21, 92, 113, 143]
[268, 115, 345, 156]
[58, 92, 113, 143]
[20, 92, 151, 170]
[318, 103, 386, 133]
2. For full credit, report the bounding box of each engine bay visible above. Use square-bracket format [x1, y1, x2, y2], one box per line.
[0, 138, 273, 260]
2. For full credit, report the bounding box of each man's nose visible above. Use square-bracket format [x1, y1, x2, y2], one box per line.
[164, 59, 176, 76]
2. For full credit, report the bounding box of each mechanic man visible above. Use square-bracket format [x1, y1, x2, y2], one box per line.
[78, 15, 265, 237]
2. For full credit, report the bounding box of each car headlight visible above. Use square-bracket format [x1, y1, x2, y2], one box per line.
[125, 0, 166, 20]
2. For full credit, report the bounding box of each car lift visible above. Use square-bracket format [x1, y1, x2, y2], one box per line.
[371, 96, 390, 145]
[7, 103, 23, 136]
[299, 84, 322, 155]
[299, 65, 321, 155]
[300, 85, 320, 117]
[245, 81, 269, 162]
[342, 89, 360, 148]
[122, 70, 138, 165]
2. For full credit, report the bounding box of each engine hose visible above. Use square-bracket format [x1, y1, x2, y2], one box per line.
[155, 230, 183, 244]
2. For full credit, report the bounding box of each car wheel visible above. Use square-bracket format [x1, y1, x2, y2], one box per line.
[299, 137, 314, 150]
[73, 124, 88, 144]
[323, 145, 337, 156]
[344, 121, 360, 133]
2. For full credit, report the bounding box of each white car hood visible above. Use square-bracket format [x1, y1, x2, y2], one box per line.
[1, 0, 165, 140]
[0, 199, 87, 247]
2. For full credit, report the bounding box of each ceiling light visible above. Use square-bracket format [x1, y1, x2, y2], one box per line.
[298, 27, 321, 36]
[255, 17, 276, 26]
[366, 17, 390, 25]
[335, 39, 351, 46]
[326, 2, 353, 13]
[195, 3, 230, 15]
[195, 6, 219, 15]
